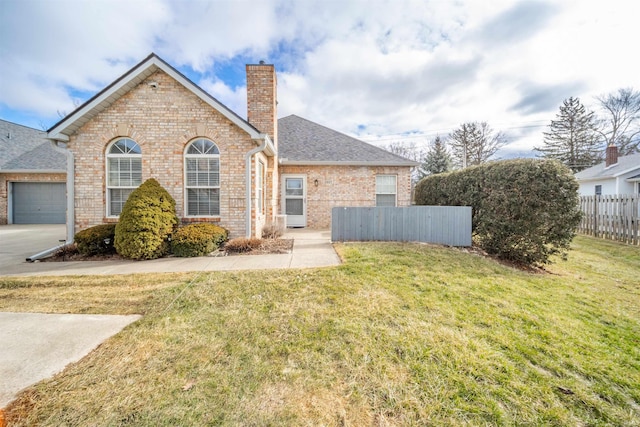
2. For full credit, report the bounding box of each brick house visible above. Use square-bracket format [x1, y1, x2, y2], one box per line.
[42, 53, 416, 241]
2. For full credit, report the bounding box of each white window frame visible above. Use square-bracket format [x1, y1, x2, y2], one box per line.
[184, 138, 221, 217]
[376, 175, 397, 207]
[257, 159, 266, 215]
[595, 185, 602, 196]
[106, 138, 142, 217]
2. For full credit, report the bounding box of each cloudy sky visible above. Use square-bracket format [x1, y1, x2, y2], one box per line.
[0, 0, 638, 157]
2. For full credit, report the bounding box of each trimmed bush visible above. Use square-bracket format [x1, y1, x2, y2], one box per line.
[224, 237, 262, 253]
[171, 223, 229, 257]
[74, 224, 117, 256]
[415, 159, 582, 266]
[115, 178, 178, 260]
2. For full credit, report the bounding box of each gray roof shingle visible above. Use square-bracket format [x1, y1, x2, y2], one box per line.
[278, 115, 418, 166]
[574, 153, 640, 181]
[0, 119, 66, 171]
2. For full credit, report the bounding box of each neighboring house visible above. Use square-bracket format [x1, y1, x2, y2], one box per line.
[575, 145, 640, 196]
[41, 53, 416, 241]
[0, 119, 66, 224]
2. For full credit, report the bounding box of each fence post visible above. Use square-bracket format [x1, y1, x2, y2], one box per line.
[593, 195, 598, 238]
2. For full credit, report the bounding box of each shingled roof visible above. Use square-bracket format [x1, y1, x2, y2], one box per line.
[278, 115, 418, 166]
[574, 153, 640, 181]
[0, 119, 66, 172]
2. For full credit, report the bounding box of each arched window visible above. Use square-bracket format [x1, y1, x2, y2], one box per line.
[185, 138, 220, 216]
[106, 138, 141, 216]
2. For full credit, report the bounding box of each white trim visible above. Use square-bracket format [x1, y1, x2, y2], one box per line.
[376, 174, 397, 207]
[279, 159, 418, 167]
[183, 138, 221, 218]
[47, 54, 265, 142]
[105, 138, 142, 217]
[281, 174, 307, 227]
[0, 169, 65, 174]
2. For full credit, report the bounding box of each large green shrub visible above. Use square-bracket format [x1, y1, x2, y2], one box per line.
[171, 223, 229, 257]
[74, 224, 117, 256]
[415, 159, 582, 266]
[114, 178, 178, 260]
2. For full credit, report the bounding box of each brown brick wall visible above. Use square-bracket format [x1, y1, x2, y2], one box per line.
[0, 173, 66, 224]
[246, 64, 277, 144]
[66, 70, 267, 238]
[279, 164, 413, 229]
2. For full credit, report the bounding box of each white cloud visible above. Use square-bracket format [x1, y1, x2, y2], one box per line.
[0, 0, 638, 156]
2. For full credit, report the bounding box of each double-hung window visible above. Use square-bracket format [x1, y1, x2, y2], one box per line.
[376, 175, 397, 207]
[185, 138, 220, 216]
[106, 138, 142, 216]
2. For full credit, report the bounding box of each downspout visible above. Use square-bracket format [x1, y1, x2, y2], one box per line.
[26, 139, 74, 261]
[51, 140, 74, 244]
[245, 138, 269, 238]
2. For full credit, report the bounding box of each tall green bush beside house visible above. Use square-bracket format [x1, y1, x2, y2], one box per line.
[415, 159, 582, 266]
[115, 178, 178, 260]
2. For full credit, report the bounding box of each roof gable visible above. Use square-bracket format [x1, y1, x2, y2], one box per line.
[47, 53, 263, 141]
[278, 115, 418, 166]
[575, 153, 640, 181]
[0, 119, 65, 172]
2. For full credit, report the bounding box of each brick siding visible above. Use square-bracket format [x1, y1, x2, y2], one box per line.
[279, 164, 413, 228]
[66, 70, 265, 238]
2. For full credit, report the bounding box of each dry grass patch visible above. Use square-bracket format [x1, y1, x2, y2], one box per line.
[1, 236, 638, 426]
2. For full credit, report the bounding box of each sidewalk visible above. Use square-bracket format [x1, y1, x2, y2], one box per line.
[0, 229, 341, 277]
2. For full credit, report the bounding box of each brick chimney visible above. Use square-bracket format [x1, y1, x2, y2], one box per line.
[605, 144, 619, 167]
[246, 62, 277, 148]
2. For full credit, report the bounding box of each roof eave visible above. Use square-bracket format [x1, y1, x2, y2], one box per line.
[279, 159, 418, 167]
[0, 169, 66, 174]
[47, 53, 262, 140]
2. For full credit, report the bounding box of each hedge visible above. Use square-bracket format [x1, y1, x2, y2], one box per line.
[74, 224, 117, 256]
[114, 178, 178, 260]
[414, 159, 582, 266]
[171, 223, 229, 257]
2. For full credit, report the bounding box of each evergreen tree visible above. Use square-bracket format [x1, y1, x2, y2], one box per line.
[449, 122, 506, 168]
[419, 136, 452, 178]
[535, 97, 600, 172]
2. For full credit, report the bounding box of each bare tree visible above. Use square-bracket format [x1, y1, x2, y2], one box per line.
[448, 122, 506, 168]
[595, 88, 640, 155]
[383, 141, 423, 183]
[384, 141, 422, 161]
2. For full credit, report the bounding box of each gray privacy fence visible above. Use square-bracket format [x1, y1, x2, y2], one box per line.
[331, 206, 472, 246]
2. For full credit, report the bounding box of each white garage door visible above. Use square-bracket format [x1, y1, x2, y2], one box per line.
[12, 182, 66, 224]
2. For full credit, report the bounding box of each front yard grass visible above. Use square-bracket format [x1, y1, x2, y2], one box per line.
[1, 235, 638, 426]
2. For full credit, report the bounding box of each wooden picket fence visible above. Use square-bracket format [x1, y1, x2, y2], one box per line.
[578, 195, 639, 245]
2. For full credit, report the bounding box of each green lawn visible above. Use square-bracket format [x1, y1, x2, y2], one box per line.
[1, 235, 638, 426]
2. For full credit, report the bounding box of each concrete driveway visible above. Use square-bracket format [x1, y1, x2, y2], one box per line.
[0, 224, 66, 272]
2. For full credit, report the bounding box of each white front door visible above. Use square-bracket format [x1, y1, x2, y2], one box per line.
[282, 175, 306, 227]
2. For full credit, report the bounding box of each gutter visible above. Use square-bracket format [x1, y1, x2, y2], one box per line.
[278, 159, 419, 167]
[244, 135, 275, 237]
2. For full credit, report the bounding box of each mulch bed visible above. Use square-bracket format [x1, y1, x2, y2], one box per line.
[43, 239, 294, 262]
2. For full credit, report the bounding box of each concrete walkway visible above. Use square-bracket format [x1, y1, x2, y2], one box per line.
[0, 312, 141, 409]
[0, 229, 341, 277]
